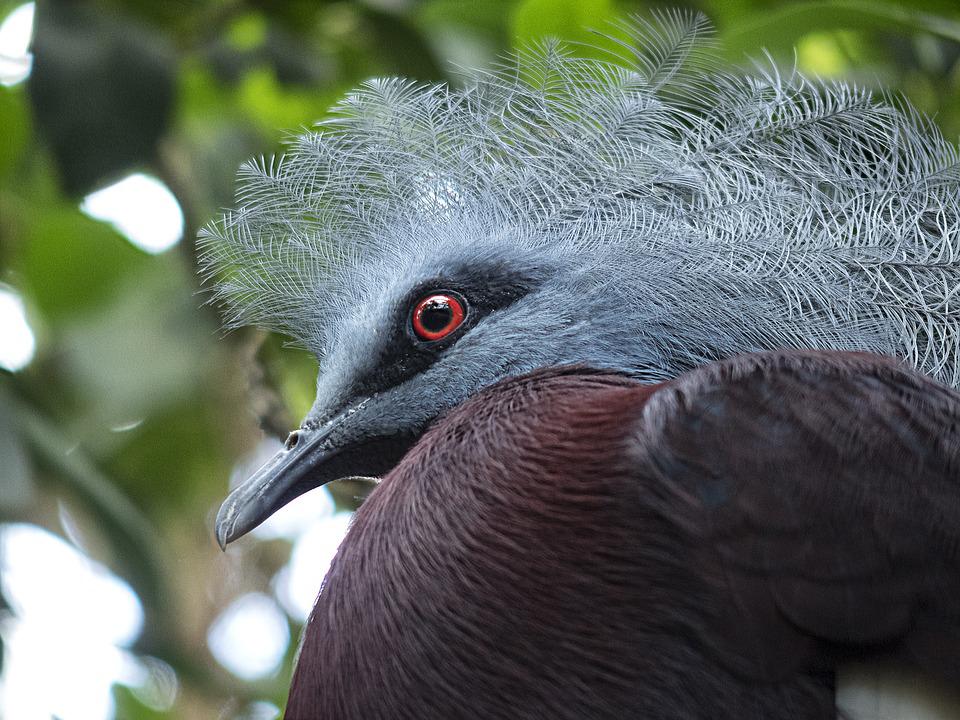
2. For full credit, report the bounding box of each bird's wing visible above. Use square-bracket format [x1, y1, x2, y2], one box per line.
[631, 351, 960, 684]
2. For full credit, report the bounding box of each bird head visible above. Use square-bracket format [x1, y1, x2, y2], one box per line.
[203, 13, 959, 547]
[210, 226, 649, 547]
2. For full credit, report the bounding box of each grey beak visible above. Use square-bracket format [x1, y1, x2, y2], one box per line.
[215, 399, 418, 549]
[215, 421, 342, 549]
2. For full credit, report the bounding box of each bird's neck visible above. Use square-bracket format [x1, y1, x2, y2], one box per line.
[284, 370, 820, 719]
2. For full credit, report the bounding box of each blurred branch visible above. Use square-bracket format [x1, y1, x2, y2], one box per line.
[9, 388, 170, 632]
[156, 137, 204, 287]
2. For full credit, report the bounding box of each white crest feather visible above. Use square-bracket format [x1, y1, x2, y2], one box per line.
[199, 12, 960, 385]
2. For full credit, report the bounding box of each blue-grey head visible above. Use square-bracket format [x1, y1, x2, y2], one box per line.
[203, 12, 960, 547]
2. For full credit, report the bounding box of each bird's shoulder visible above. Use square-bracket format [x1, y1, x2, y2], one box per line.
[446, 351, 960, 685]
[620, 350, 960, 684]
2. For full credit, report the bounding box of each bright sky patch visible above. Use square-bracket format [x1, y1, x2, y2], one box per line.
[0, 3, 34, 86]
[0, 286, 35, 372]
[81, 173, 184, 254]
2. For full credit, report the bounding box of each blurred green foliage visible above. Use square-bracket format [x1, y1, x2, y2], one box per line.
[0, 0, 958, 717]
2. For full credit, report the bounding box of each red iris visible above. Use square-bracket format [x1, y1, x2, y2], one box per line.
[412, 293, 466, 341]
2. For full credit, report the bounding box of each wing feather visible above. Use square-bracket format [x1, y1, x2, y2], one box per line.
[632, 351, 960, 682]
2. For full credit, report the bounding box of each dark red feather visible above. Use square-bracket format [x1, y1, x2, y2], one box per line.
[286, 353, 960, 719]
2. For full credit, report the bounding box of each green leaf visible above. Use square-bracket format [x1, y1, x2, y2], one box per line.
[15, 203, 150, 321]
[511, 0, 617, 48]
[261, 334, 319, 423]
[105, 397, 229, 514]
[0, 88, 29, 180]
[416, 0, 512, 43]
[112, 683, 175, 720]
[719, 1, 960, 60]
[53, 260, 219, 446]
[227, 13, 268, 51]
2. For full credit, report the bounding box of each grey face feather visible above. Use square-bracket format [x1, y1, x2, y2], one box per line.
[206, 11, 960, 542]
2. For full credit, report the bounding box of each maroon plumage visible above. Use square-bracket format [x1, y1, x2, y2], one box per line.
[285, 351, 960, 719]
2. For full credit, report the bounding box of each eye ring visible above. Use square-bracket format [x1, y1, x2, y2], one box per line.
[411, 292, 466, 342]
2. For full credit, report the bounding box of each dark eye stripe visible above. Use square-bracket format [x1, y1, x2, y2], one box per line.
[344, 264, 541, 402]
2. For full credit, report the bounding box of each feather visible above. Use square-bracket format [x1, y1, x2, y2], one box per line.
[198, 12, 960, 385]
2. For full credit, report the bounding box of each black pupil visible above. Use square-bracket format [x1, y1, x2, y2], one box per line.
[421, 299, 454, 333]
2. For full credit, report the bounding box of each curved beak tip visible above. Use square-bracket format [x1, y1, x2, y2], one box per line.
[211, 424, 330, 551]
[214, 499, 238, 551]
[212, 400, 388, 551]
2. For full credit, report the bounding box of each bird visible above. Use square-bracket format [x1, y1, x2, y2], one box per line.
[284, 351, 960, 719]
[199, 11, 960, 719]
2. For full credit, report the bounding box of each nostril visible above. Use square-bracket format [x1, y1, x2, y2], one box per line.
[285, 430, 301, 450]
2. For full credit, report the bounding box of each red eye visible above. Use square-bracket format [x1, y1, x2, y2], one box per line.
[411, 293, 466, 341]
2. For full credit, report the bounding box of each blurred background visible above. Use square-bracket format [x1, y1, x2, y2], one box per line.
[0, 0, 957, 718]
